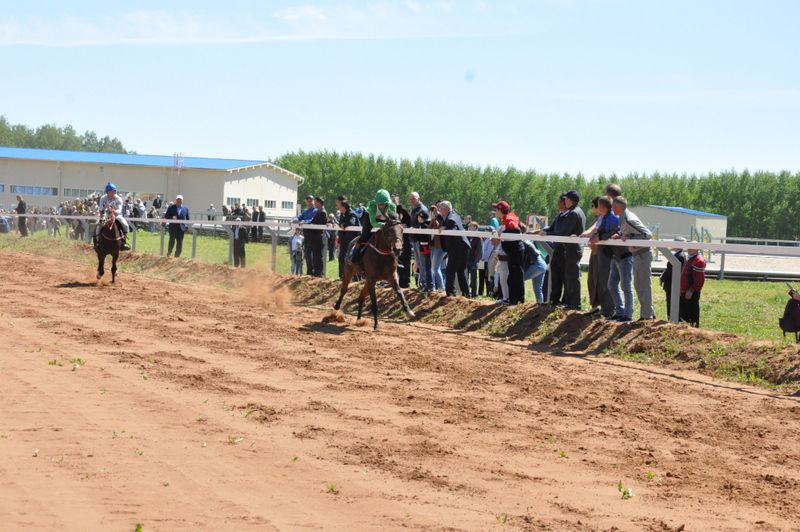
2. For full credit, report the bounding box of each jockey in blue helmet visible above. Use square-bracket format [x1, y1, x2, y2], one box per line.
[94, 182, 131, 250]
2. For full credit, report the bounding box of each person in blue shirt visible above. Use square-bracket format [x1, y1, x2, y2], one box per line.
[293, 195, 318, 223]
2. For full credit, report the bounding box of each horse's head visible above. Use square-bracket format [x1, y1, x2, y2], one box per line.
[99, 208, 116, 228]
[377, 214, 404, 252]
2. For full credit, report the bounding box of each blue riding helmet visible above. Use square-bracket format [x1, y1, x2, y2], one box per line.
[105, 182, 117, 193]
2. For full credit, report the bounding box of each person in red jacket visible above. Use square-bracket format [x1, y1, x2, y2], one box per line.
[679, 245, 706, 327]
[492, 200, 525, 304]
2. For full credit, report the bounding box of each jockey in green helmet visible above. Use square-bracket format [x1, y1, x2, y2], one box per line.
[351, 189, 397, 263]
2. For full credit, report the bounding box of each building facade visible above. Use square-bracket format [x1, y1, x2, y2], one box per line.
[0, 147, 303, 219]
[635, 205, 728, 240]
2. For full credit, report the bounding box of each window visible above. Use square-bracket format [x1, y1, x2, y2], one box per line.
[11, 185, 58, 196]
[64, 188, 104, 199]
[0, 184, 4, 193]
[246, 198, 259, 207]
[264, 200, 276, 209]
[226, 197, 241, 206]
[281, 200, 294, 210]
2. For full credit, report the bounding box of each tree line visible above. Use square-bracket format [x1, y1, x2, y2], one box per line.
[275, 150, 800, 240]
[0, 115, 129, 154]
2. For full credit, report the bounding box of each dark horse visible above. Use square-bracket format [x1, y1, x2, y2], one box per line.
[95, 208, 123, 283]
[334, 217, 415, 330]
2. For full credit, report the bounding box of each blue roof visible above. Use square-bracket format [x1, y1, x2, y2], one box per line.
[647, 205, 726, 218]
[0, 146, 267, 171]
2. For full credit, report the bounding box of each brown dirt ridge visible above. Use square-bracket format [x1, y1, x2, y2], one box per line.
[1, 247, 800, 531]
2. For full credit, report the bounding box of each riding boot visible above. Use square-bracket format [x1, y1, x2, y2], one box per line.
[93, 233, 100, 251]
[394, 249, 404, 268]
[121, 231, 131, 251]
[351, 242, 365, 263]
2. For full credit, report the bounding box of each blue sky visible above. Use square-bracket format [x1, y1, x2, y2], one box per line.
[1, 0, 798, 176]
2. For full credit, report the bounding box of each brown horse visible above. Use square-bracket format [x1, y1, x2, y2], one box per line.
[95, 209, 123, 283]
[334, 217, 415, 330]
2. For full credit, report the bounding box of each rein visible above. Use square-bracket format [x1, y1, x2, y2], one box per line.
[367, 225, 399, 256]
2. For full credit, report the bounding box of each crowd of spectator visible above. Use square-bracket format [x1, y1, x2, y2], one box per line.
[290, 184, 706, 326]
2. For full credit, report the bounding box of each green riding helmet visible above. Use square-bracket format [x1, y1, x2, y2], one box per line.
[374, 189, 391, 205]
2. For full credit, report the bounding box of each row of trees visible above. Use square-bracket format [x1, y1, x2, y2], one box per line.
[275, 150, 800, 240]
[0, 116, 128, 153]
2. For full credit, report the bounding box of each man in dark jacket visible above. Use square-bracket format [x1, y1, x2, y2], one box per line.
[539, 195, 567, 304]
[408, 192, 432, 292]
[542, 190, 585, 309]
[15, 195, 28, 237]
[391, 193, 413, 288]
[306, 197, 328, 277]
[437, 201, 471, 297]
[232, 217, 248, 267]
[164, 195, 190, 257]
[337, 199, 360, 279]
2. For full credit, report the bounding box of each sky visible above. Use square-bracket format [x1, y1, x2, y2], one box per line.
[1, 0, 798, 177]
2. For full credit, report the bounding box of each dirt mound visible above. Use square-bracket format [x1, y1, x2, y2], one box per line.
[279, 275, 800, 393]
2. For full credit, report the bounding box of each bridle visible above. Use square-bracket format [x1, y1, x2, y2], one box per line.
[368, 220, 400, 256]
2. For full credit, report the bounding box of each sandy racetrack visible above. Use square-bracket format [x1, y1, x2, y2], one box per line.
[1, 251, 799, 531]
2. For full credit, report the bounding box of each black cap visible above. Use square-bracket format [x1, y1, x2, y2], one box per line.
[565, 189, 580, 204]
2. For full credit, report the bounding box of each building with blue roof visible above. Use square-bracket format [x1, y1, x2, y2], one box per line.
[0, 146, 304, 218]
[636, 204, 728, 240]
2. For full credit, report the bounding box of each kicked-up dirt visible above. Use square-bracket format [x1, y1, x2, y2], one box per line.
[0, 249, 799, 531]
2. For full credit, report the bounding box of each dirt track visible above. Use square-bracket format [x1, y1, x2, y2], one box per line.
[1, 250, 799, 531]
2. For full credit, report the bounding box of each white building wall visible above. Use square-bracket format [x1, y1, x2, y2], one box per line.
[634, 206, 728, 239]
[0, 158, 298, 220]
[223, 167, 299, 219]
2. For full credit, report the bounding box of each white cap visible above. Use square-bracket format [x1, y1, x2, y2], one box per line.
[175, 195, 184, 201]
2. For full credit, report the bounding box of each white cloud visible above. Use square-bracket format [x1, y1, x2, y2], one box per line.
[272, 5, 328, 22]
[0, 2, 510, 47]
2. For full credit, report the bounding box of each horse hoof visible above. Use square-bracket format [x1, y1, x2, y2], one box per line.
[406, 311, 416, 320]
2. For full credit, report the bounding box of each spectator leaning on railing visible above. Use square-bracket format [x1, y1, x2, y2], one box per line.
[680, 244, 706, 327]
[612, 196, 654, 321]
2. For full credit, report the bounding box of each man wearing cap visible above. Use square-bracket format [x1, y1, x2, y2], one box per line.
[164, 194, 190, 258]
[493, 200, 525, 304]
[306, 197, 328, 276]
[541, 190, 585, 310]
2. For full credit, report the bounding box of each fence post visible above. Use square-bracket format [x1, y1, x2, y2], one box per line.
[132, 228, 138, 251]
[719, 237, 726, 280]
[658, 247, 681, 323]
[159, 225, 166, 256]
[227, 227, 234, 264]
[191, 226, 197, 259]
[540, 242, 554, 303]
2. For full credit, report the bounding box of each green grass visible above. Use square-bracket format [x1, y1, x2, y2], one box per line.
[0, 230, 796, 342]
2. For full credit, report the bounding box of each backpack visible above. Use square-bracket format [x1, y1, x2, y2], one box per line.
[523, 240, 539, 267]
[778, 298, 800, 342]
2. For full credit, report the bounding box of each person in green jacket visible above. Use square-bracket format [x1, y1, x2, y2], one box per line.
[351, 189, 397, 263]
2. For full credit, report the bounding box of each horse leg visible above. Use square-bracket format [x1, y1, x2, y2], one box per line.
[111, 251, 118, 284]
[357, 282, 369, 321]
[368, 279, 380, 331]
[390, 271, 415, 319]
[334, 265, 354, 311]
[97, 252, 105, 279]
